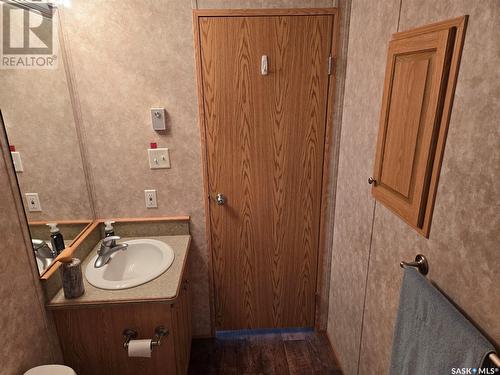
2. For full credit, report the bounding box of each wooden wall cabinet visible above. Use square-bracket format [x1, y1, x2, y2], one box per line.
[53, 280, 192, 375]
[371, 17, 467, 237]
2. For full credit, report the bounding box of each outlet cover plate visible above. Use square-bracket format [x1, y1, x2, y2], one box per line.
[26, 193, 42, 211]
[144, 189, 157, 208]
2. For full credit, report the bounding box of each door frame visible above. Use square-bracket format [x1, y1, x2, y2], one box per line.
[192, 7, 340, 335]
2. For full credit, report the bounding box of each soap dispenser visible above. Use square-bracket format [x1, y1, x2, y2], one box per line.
[104, 220, 115, 237]
[47, 223, 65, 255]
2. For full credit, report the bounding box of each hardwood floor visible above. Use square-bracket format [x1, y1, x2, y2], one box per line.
[188, 330, 343, 375]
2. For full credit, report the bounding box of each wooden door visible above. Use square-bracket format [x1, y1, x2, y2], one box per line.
[197, 13, 335, 330]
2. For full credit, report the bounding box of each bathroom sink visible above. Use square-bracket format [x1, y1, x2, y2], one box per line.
[85, 239, 175, 290]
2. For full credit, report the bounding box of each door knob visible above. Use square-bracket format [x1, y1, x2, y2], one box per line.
[368, 177, 377, 185]
[215, 193, 226, 206]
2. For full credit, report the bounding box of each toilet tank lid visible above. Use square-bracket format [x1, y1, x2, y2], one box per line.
[24, 365, 76, 375]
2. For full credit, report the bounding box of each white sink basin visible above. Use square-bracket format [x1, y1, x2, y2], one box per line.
[85, 239, 175, 290]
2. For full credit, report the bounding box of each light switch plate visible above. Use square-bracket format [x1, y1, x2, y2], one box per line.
[148, 148, 170, 169]
[25, 193, 42, 211]
[11, 151, 23, 172]
[144, 189, 157, 208]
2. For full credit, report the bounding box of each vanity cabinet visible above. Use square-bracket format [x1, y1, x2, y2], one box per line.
[52, 280, 192, 375]
[371, 17, 467, 236]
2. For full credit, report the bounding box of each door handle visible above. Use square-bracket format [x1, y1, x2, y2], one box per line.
[215, 193, 226, 206]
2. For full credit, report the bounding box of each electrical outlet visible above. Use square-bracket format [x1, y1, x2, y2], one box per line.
[144, 189, 157, 208]
[25, 193, 42, 211]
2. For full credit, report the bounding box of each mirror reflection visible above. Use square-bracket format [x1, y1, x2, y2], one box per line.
[0, 3, 93, 275]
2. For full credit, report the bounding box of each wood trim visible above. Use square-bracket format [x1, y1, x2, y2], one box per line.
[95, 216, 190, 223]
[28, 219, 93, 225]
[40, 220, 99, 280]
[391, 16, 466, 40]
[68, 221, 94, 245]
[192, 10, 217, 337]
[193, 8, 337, 17]
[193, 8, 340, 334]
[29, 220, 93, 252]
[418, 15, 468, 237]
[315, 10, 340, 331]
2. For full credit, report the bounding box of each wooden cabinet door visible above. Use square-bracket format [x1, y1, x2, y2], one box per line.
[198, 14, 334, 330]
[372, 28, 453, 230]
[54, 303, 177, 375]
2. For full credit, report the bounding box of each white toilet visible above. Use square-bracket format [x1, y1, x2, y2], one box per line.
[24, 365, 76, 375]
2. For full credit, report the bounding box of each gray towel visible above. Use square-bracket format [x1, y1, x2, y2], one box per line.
[389, 268, 495, 375]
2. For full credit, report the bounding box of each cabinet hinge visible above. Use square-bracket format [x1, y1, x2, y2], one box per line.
[328, 56, 333, 76]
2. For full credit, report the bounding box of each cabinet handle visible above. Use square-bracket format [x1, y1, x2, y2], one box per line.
[368, 177, 377, 185]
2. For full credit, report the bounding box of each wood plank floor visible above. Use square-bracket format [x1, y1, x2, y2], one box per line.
[188, 330, 343, 375]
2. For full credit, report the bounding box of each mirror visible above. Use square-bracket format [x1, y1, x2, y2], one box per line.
[0, 3, 93, 275]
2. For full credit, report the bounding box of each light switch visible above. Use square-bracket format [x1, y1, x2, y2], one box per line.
[144, 189, 157, 208]
[11, 151, 23, 172]
[148, 148, 170, 169]
[25, 193, 42, 211]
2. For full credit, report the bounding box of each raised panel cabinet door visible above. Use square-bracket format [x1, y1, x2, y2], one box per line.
[199, 15, 334, 330]
[372, 28, 453, 229]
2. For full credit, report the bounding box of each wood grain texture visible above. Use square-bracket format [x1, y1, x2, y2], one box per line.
[95, 216, 190, 223]
[198, 15, 333, 330]
[372, 23, 457, 233]
[315, 7, 340, 331]
[28, 219, 93, 225]
[172, 279, 193, 375]
[188, 331, 342, 375]
[192, 9, 218, 337]
[193, 8, 337, 17]
[54, 289, 192, 375]
[54, 303, 176, 375]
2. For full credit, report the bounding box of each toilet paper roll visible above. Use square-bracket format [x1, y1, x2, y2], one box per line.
[127, 339, 152, 358]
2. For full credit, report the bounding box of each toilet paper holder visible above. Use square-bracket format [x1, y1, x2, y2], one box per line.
[123, 326, 169, 350]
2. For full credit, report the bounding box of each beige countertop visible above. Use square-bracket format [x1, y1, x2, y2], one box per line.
[47, 235, 190, 309]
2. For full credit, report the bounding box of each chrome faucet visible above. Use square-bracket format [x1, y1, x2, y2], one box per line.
[32, 239, 57, 269]
[94, 236, 128, 268]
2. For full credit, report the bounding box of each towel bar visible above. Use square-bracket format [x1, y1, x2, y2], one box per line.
[490, 353, 500, 367]
[400, 254, 429, 275]
[400, 255, 499, 368]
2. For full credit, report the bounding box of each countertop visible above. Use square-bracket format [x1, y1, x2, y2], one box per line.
[47, 235, 190, 309]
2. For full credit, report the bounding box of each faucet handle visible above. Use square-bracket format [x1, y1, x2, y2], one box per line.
[102, 235, 120, 246]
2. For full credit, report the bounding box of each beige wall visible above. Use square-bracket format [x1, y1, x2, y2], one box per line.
[0, 9, 92, 221]
[0, 130, 62, 373]
[327, 1, 500, 374]
[59, 0, 336, 336]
